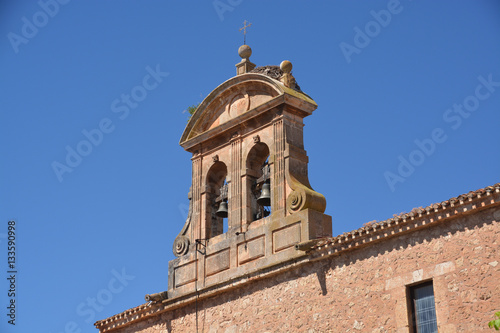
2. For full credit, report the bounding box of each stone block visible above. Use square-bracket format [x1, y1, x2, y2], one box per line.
[273, 222, 301, 253]
[238, 235, 265, 265]
[205, 249, 230, 277]
[174, 260, 197, 288]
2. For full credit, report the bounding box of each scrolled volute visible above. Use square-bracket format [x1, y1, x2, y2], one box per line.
[286, 176, 326, 215]
[172, 236, 190, 257]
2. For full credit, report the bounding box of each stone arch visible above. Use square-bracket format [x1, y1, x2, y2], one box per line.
[205, 161, 228, 238]
[180, 74, 284, 145]
[245, 142, 270, 222]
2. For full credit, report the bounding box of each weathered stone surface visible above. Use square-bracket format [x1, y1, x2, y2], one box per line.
[173, 260, 197, 288]
[273, 222, 301, 253]
[97, 203, 500, 333]
[237, 235, 265, 265]
[167, 64, 331, 301]
[205, 249, 230, 277]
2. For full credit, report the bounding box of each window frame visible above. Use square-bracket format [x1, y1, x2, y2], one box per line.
[407, 280, 438, 333]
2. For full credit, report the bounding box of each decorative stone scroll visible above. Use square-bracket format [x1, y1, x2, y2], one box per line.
[172, 236, 190, 257]
[287, 190, 304, 213]
[172, 190, 193, 257]
[285, 175, 326, 215]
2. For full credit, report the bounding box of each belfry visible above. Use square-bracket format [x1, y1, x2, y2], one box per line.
[167, 43, 332, 298]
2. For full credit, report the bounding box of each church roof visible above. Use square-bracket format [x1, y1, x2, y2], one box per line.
[94, 182, 500, 332]
[304, 183, 500, 252]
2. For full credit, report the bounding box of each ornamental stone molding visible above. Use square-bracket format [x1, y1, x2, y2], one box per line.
[169, 45, 332, 299]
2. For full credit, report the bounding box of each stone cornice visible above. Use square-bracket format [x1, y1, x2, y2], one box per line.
[308, 183, 500, 256]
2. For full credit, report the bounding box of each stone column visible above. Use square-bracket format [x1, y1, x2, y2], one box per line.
[192, 154, 202, 242]
[230, 136, 242, 231]
[273, 118, 285, 215]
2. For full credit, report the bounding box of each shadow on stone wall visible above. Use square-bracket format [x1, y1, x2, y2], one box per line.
[138, 206, 498, 332]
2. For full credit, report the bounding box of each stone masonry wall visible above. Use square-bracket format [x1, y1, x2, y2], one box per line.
[109, 206, 499, 333]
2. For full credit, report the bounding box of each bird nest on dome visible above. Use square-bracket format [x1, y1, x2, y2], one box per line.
[249, 65, 302, 92]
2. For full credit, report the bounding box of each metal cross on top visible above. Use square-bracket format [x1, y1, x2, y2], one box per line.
[239, 20, 252, 45]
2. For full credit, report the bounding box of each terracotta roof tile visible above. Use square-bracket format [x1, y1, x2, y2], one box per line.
[311, 182, 500, 251]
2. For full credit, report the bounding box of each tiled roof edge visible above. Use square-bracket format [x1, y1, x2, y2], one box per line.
[310, 183, 500, 252]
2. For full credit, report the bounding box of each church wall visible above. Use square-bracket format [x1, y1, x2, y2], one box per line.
[110, 206, 499, 333]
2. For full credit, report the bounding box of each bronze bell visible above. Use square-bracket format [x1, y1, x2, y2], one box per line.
[216, 200, 228, 218]
[257, 182, 271, 207]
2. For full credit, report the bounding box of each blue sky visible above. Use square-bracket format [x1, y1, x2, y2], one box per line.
[1, 1, 499, 332]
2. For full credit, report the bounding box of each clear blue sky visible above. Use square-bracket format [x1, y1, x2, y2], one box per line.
[1, 1, 499, 332]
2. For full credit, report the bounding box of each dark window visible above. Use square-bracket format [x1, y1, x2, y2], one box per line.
[409, 281, 438, 333]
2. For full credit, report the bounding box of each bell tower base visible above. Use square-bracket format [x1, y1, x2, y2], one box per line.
[168, 209, 331, 299]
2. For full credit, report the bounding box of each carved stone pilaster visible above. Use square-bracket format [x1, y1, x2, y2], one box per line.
[273, 119, 285, 212]
[230, 137, 242, 230]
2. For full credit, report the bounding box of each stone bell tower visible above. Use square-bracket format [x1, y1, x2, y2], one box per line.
[168, 44, 332, 299]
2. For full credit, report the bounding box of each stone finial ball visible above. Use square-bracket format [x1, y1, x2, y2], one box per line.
[280, 60, 293, 73]
[238, 45, 252, 59]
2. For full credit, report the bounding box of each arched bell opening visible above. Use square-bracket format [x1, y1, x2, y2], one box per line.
[245, 143, 271, 222]
[205, 161, 228, 238]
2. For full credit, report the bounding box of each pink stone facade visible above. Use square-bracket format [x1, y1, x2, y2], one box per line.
[96, 194, 500, 332]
